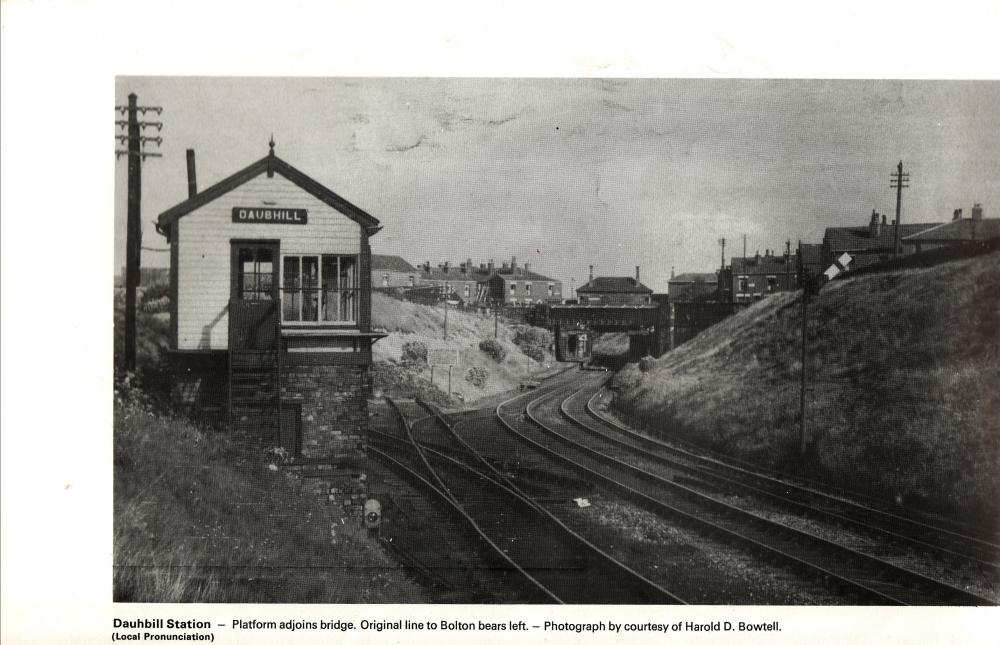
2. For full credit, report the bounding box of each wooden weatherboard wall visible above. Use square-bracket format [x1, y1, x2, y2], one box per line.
[176, 173, 361, 350]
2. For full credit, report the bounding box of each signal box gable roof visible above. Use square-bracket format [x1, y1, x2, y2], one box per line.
[155, 150, 380, 235]
[576, 276, 653, 294]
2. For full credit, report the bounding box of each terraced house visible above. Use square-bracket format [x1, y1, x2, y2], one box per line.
[480, 256, 563, 305]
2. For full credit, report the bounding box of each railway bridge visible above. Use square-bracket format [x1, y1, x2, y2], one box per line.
[548, 303, 668, 362]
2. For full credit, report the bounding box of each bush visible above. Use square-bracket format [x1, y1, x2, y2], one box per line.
[465, 366, 489, 388]
[142, 295, 170, 314]
[401, 340, 428, 365]
[514, 326, 552, 363]
[141, 282, 170, 305]
[478, 338, 507, 363]
[638, 356, 655, 372]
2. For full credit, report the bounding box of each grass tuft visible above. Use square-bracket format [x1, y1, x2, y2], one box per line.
[113, 381, 426, 603]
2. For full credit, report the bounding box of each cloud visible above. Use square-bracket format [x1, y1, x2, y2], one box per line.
[385, 135, 432, 153]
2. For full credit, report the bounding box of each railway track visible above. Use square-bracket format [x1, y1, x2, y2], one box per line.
[584, 384, 1000, 566]
[493, 377, 995, 605]
[427, 384, 857, 603]
[550, 388, 1000, 601]
[372, 396, 683, 604]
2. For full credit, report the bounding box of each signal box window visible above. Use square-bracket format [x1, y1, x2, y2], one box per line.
[282, 255, 358, 323]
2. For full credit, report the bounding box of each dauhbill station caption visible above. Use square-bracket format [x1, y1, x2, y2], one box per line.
[113, 618, 781, 640]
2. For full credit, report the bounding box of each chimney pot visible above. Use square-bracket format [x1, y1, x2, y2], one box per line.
[185, 149, 197, 198]
[972, 203, 983, 220]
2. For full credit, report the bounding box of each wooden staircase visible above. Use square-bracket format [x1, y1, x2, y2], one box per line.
[229, 349, 281, 434]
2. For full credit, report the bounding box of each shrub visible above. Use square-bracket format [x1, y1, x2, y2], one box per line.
[514, 326, 552, 363]
[141, 282, 170, 305]
[478, 338, 507, 363]
[401, 340, 428, 365]
[638, 356, 655, 372]
[465, 366, 489, 388]
[142, 295, 170, 314]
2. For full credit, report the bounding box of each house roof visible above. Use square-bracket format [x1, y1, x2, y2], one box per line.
[823, 223, 938, 252]
[418, 268, 485, 283]
[371, 255, 418, 273]
[731, 254, 796, 275]
[155, 149, 380, 235]
[576, 276, 653, 294]
[902, 218, 1000, 243]
[491, 269, 558, 283]
[669, 272, 717, 283]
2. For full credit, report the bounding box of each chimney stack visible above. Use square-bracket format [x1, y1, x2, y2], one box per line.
[869, 209, 881, 238]
[972, 203, 983, 220]
[525, 262, 531, 274]
[186, 149, 197, 198]
[635, 266, 640, 282]
[671, 266, 675, 279]
[953, 208, 963, 221]
[511, 256, 517, 270]
[589, 265, 594, 282]
[488, 259, 495, 273]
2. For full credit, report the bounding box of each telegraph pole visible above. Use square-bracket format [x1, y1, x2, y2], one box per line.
[115, 93, 163, 373]
[891, 161, 910, 256]
[442, 288, 449, 341]
[798, 241, 808, 458]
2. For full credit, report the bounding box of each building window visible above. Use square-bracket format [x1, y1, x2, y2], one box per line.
[463, 285, 470, 298]
[382, 274, 389, 287]
[509, 283, 516, 295]
[281, 255, 358, 324]
[548, 283, 554, 297]
[738, 276, 749, 292]
[238, 247, 274, 300]
[526, 283, 532, 296]
[408, 275, 415, 287]
[766, 275, 778, 292]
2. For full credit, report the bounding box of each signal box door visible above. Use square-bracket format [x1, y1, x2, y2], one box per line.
[229, 241, 280, 351]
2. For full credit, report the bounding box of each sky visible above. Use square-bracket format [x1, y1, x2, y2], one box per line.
[115, 78, 1000, 292]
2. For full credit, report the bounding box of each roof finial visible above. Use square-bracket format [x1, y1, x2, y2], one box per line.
[266, 135, 276, 177]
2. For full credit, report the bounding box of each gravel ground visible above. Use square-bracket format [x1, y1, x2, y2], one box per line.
[548, 495, 849, 604]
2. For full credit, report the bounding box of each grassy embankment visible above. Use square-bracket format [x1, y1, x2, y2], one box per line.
[612, 252, 1000, 525]
[371, 292, 554, 405]
[113, 288, 426, 602]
